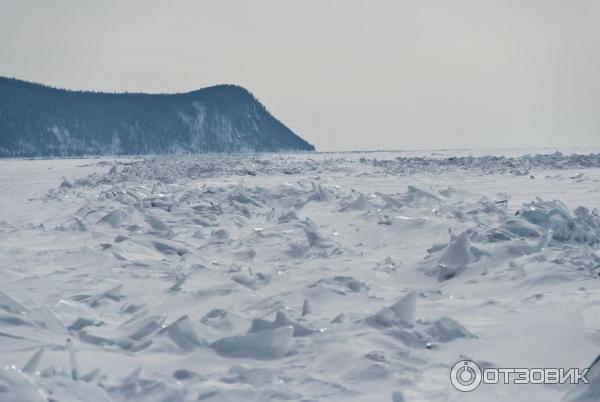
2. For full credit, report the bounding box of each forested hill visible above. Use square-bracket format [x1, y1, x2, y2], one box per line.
[0, 77, 314, 157]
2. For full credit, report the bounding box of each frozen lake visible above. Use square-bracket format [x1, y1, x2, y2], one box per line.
[1, 149, 600, 401]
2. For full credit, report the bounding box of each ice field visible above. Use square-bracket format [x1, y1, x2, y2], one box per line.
[1, 149, 600, 401]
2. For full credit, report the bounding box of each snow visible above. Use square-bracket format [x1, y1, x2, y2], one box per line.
[0, 149, 599, 401]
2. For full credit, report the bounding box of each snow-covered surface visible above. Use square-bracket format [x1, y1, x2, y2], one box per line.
[1, 149, 600, 402]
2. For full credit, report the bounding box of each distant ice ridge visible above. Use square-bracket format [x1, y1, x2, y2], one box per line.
[40, 151, 600, 192]
[365, 151, 600, 176]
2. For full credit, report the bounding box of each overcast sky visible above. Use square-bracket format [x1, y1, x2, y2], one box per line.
[2, 0, 600, 151]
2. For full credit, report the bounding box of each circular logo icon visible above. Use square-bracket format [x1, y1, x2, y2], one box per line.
[450, 360, 482, 392]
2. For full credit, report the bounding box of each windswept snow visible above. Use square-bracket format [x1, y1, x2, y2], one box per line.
[0, 150, 600, 401]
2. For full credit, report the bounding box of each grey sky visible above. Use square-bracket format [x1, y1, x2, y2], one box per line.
[2, 0, 600, 151]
